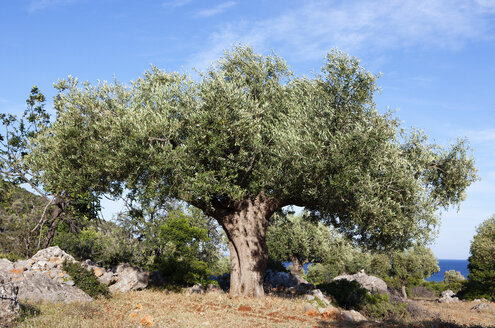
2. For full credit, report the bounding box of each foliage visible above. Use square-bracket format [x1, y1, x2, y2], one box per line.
[390, 245, 439, 298]
[0, 179, 46, 257]
[267, 211, 335, 273]
[458, 215, 495, 301]
[421, 280, 465, 296]
[318, 280, 368, 310]
[52, 219, 138, 267]
[30, 46, 476, 247]
[362, 293, 409, 321]
[62, 260, 110, 298]
[26, 46, 477, 296]
[210, 256, 230, 276]
[443, 270, 466, 283]
[153, 256, 211, 286]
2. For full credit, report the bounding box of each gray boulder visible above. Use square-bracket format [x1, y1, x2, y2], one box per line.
[13, 270, 92, 303]
[108, 263, 149, 293]
[334, 270, 388, 294]
[0, 274, 20, 325]
[438, 289, 459, 303]
[340, 309, 367, 322]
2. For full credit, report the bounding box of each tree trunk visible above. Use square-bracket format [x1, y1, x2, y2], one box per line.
[42, 197, 65, 249]
[217, 193, 279, 297]
[289, 256, 304, 276]
[401, 280, 408, 300]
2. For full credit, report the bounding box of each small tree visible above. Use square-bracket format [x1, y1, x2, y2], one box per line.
[390, 246, 439, 299]
[266, 212, 333, 275]
[444, 270, 466, 283]
[460, 215, 495, 300]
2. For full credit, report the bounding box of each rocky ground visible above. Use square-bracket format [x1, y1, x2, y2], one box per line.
[2, 247, 495, 327]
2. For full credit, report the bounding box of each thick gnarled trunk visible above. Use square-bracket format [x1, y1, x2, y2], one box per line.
[217, 193, 278, 297]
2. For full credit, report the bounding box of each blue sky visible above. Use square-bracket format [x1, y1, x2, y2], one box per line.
[1, 0, 494, 259]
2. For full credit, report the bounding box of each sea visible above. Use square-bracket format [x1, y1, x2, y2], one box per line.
[426, 259, 469, 282]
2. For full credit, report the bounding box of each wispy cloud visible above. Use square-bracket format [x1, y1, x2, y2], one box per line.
[465, 129, 495, 142]
[190, 0, 495, 68]
[196, 1, 236, 17]
[162, 0, 193, 8]
[27, 0, 79, 12]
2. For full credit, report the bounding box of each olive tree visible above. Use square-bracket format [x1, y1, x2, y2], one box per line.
[462, 215, 495, 300]
[28, 46, 476, 297]
[390, 246, 439, 299]
[267, 212, 334, 275]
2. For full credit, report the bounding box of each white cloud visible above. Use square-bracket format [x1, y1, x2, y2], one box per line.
[190, 0, 495, 68]
[27, 0, 79, 12]
[467, 129, 495, 142]
[196, 1, 236, 17]
[162, 0, 193, 8]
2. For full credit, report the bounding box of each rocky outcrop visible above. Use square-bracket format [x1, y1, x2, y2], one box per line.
[0, 247, 92, 303]
[0, 246, 150, 304]
[438, 289, 459, 303]
[108, 263, 149, 293]
[334, 270, 388, 294]
[0, 273, 20, 325]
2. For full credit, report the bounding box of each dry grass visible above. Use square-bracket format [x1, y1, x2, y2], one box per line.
[14, 290, 495, 328]
[415, 300, 495, 328]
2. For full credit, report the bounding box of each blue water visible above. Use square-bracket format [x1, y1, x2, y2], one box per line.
[426, 259, 469, 282]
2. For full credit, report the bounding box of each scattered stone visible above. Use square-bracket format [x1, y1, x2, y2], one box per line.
[303, 302, 316, 312]
[334, 270, 388, 294]
[339, 309, 367, 322]
[322, 305, 340, 319]
[438, 290, 459, 303]
[93, 267, 104, 277]
[471, 303, 490, 311]
[185, 284, 206, 294]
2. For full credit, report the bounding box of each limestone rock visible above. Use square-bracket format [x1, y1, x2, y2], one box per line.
[15, 270, 92, 303]
[340, 309, 367, 322]
[471, 303, 490, 311]
[334, 270, 388, 294]
[186, 284, 206, 294]
[438, 290, 459, 303]
[0, 273, 20, 325]
[108, 264, 149, 293]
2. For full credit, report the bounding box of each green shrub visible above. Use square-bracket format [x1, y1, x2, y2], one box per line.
[62, 260, 110, 298]
[458, 216, 495, 301]
[444, 270, 466, 283]
[318, 280, 367, 310]
[154, 257, 211, 286]
[362, 293, 409, 320]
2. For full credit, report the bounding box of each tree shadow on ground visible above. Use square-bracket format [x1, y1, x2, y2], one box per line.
[316, 318, 492, 328]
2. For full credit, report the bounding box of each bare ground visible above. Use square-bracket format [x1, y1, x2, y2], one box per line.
[14, 290, 495, 328]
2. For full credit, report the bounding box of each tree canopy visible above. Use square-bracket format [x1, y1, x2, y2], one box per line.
[27, 46, 477, 296]
[460, 215, 495, 300]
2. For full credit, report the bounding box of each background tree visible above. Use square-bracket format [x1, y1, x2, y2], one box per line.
[28, 46, 477, 297]
[266, 211, 333, 275]
[390, 245, 439, 299]
[459, 215, 495, 300]
[1, 87, 99, 255]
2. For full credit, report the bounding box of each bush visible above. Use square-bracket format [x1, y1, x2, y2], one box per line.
[459, 215, 495, 301]
[362, 293, 409, 321]
[154, 257, 211, 286]
[318, 280, 367, 310]
[444, 270, 466, 283]
[62, 260, 110, 298]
